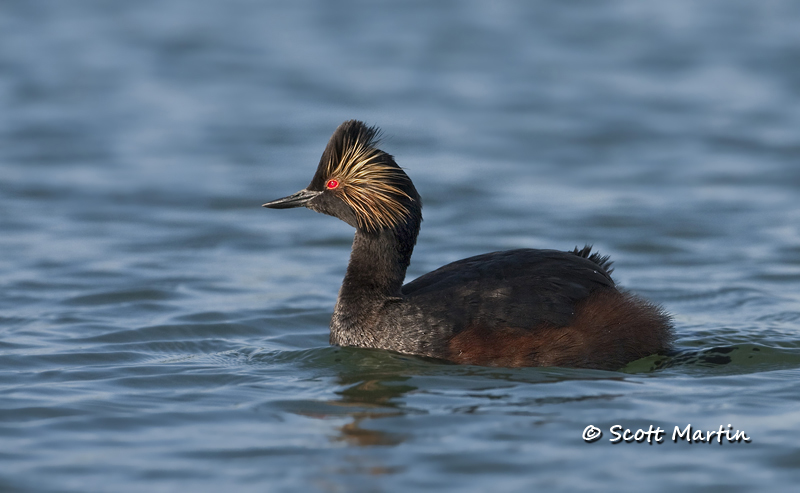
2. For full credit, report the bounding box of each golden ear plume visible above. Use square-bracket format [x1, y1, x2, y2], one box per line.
[323, 126, 415, 232]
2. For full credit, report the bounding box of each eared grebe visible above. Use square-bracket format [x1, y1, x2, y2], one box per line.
[264, 120, 673, 370]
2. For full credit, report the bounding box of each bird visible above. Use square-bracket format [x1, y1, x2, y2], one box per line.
[263, 120, 673, 370]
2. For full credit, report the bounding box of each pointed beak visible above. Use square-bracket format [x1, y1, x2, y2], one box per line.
[262, 189, 322, 209]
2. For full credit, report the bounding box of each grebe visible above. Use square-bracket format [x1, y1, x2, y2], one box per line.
[263, 120, 673, 370]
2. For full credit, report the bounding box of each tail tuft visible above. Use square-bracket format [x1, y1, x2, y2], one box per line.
[570, 244, 614, 275]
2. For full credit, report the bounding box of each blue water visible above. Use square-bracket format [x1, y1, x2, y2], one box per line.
[2, 0, 800, 491]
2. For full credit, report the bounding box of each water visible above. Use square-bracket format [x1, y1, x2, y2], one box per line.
[2, 0, 800, 491]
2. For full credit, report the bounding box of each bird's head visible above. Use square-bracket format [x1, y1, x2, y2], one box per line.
[263, 120, 421, 233]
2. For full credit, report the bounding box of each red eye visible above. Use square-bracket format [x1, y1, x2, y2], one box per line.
[326, 179, 339, 189]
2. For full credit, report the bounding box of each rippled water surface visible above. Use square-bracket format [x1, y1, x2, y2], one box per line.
[3, 1, 800, 491]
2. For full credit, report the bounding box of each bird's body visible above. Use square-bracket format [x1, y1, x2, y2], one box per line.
[264, 120, 673, 370]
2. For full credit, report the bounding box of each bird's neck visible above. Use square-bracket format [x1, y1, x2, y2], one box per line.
[330, 221, 418, 347]
[330, 210, 421, 348]
[338, 221, 418, 301]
